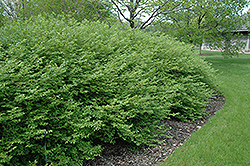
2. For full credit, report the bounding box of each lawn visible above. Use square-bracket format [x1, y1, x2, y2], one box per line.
[159, 50, 250, 165]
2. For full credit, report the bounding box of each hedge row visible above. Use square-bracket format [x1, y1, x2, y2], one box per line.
[0, 15, 216, 165]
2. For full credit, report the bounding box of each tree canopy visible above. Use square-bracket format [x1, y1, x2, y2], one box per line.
[0, 0, 115, 24]
[110, 0, 190, 29]
[152, 0, 249, 55]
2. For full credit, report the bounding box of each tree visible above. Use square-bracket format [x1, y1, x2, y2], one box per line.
[0, 3, 6, 26]
[27, 0, 112, 23]
[110, 0, 191, 29]
[0, 0, 20, 19]
[155, 0, 250, 56]
[0, 0, 114, 25]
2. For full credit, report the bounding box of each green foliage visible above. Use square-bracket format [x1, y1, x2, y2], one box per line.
[15, 0, 114, 23]
[155, 0, 249, 57]
[0, 4, 5, 27]
[0, 15, 216, 165]
[110, 0, 189, 29]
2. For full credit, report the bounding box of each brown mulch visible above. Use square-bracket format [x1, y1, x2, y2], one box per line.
[83, 91, 225, 166]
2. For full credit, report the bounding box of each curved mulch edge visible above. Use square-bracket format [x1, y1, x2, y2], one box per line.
[83, 91, 225, 166]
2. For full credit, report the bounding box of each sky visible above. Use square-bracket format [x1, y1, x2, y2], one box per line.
[243, 5, 250, 13]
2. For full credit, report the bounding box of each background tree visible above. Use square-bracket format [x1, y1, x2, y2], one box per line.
[110, 0, 191, 29]
[0, 3, 5, 26]
[0, 0, 20, 19]
[0, 0, 115, 25]
[26, 0, 112, 23]
[155, 0, 249, 56]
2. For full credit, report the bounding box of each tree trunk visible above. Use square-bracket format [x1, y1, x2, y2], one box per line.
[199, 44, 202, 55]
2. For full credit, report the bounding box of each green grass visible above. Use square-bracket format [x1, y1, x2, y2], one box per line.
[159, 51, 250, 166]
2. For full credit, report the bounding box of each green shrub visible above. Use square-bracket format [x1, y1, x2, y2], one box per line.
[0, 15, 216, 165]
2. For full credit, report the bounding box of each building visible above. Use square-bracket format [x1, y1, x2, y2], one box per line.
[202, 21, 250, 52]
[236, 26, 250, 52]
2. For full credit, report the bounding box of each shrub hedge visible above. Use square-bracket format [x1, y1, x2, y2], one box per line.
[0, 15, 216, 165]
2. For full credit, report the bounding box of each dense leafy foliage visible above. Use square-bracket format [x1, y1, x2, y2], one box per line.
[0, 5, 5, 27]
[17, 0, 114, 23]
[0, 15, 216, 165]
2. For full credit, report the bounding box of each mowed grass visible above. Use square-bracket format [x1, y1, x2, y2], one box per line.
[159, 50, 250, 166]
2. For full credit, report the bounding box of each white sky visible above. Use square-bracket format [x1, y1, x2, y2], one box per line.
[243, 5, 250, 13]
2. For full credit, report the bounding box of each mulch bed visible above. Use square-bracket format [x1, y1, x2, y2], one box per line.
[83, 91, 225, 166]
